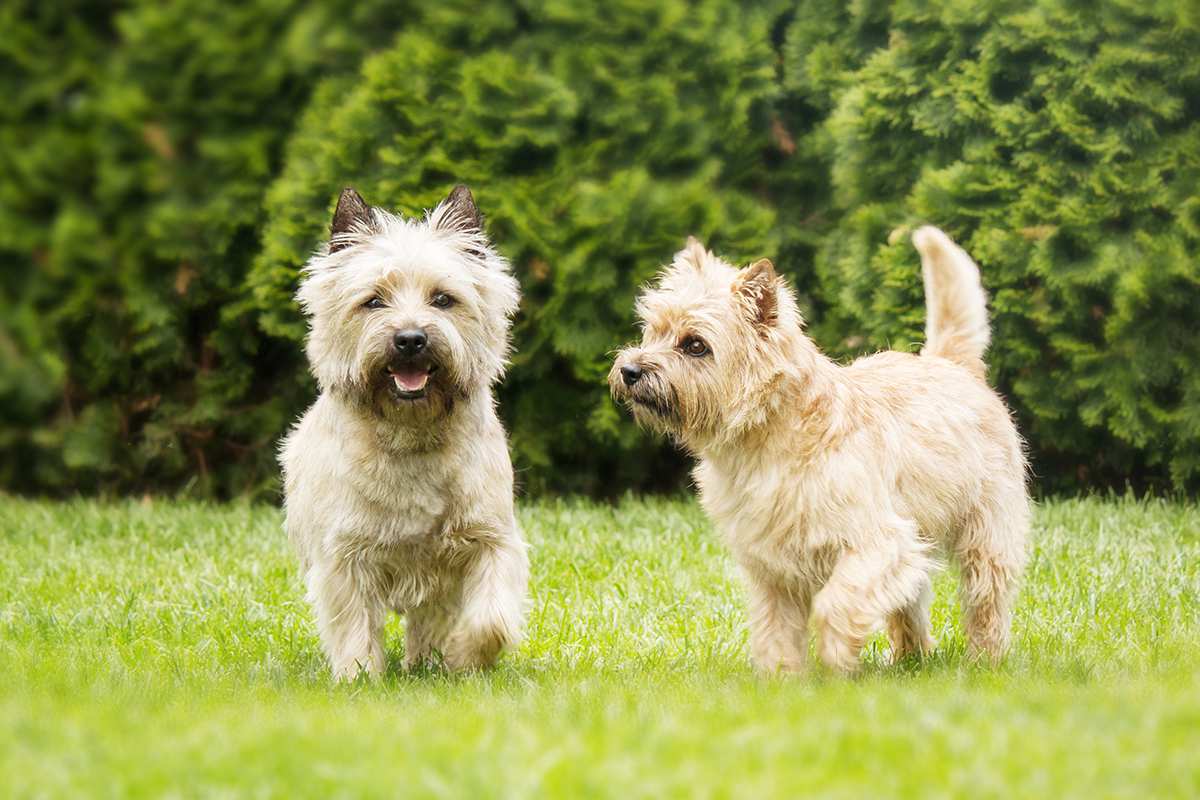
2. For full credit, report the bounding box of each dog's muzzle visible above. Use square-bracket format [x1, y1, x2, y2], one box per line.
[611, 361, 675, 422]
[387, 328, 439, 400]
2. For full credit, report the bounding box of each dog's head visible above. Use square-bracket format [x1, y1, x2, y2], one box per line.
[609, 237, 803, 449]
[298, 185, 518, 424]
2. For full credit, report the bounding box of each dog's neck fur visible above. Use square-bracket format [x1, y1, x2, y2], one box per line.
[696, 325, 848, 464]
[329, 386, 490, 455]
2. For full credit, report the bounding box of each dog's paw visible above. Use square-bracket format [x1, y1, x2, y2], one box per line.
[331, 660, 380, 682]
[811, 603, 864, 675]
[751, 653, 807, 677]
[329, 648, 385, 682]
[817, 636, 862, 675]
[887, 618, 936, 664]
[442, 625, 507, 672]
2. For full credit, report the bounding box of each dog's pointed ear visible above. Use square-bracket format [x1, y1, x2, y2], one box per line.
[433, 184, 485, 236]
[734, 258, 778, 328]
[330, 187, 373, 253]
[675, 236, 710, 271]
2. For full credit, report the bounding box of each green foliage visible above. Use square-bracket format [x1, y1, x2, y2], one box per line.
[785, 0, 1200, 491]
[2, 0, 1199, 495]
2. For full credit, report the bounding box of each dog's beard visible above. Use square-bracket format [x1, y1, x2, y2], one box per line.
[630, 392, 676, 426]
[611, 367, 725, 451]
[617, 376, 681, 434]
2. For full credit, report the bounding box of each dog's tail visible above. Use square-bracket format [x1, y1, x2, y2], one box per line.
[912, 226, 990, 378]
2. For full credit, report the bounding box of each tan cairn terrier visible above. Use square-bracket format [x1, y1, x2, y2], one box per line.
[281, 185, 528, 680]
[610, 228, 1030, 674]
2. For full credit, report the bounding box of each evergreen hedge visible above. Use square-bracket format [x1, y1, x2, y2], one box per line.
[1, 0, 1197, 496]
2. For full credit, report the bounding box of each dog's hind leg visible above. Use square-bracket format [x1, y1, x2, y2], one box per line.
[442, 530, 529, 671]
[887, 572, 935, 662]
[811, 518, 934, 674]
[956, 492, 1029, 661]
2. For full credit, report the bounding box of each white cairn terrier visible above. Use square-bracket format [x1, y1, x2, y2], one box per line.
[281, 185, 528, 679]
[611, 228, 1030, 673]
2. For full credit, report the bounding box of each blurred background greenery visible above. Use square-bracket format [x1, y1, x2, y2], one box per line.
[2, 0, 1198, 499]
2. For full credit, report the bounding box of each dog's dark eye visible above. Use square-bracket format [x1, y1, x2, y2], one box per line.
[431, 292, 456, 309]
[681, 336, 709, 357]
[363, 296, 386, 310]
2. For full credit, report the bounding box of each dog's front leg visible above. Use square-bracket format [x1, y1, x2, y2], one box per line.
[810, 523, 932, 674]
[307, 557, 386, 681]
[744, 568, 809, 675]
[442, 531, 529, 671]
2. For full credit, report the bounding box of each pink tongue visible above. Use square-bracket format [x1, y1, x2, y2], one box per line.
[391, 367, 429, 392]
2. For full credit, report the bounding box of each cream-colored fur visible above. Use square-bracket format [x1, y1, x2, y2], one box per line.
[281, 186, 527, 680]
[611, 227, 1029, 673]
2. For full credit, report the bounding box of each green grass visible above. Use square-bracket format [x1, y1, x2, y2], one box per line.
[1, 495, 1198, 798]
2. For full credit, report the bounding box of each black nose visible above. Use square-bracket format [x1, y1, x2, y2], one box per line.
[393, 329, 427, 357]
[620, 363, 643, 386]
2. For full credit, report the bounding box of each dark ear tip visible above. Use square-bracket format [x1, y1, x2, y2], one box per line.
[330, 186, 373, 251]
[749, 257, 776, 277]
[439, 183, 484, 234]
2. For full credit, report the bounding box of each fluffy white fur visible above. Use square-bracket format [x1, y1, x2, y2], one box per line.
[611, 227, 1030, 673]
[281, 186, 528, 679]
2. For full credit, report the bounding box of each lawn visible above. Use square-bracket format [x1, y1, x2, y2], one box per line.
[1, 495, 1197, 798]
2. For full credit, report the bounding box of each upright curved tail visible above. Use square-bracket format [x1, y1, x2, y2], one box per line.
[912, 226, 990, 378]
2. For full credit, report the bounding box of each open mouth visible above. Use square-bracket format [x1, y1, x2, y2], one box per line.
[386, 362, 439, 400]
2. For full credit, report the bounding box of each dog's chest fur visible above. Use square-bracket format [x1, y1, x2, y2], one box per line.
[282, 394, 500, 609]
[694, 443, 841, 584]
[332, 451, 464, 607]
[336, 439, 455, 547]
